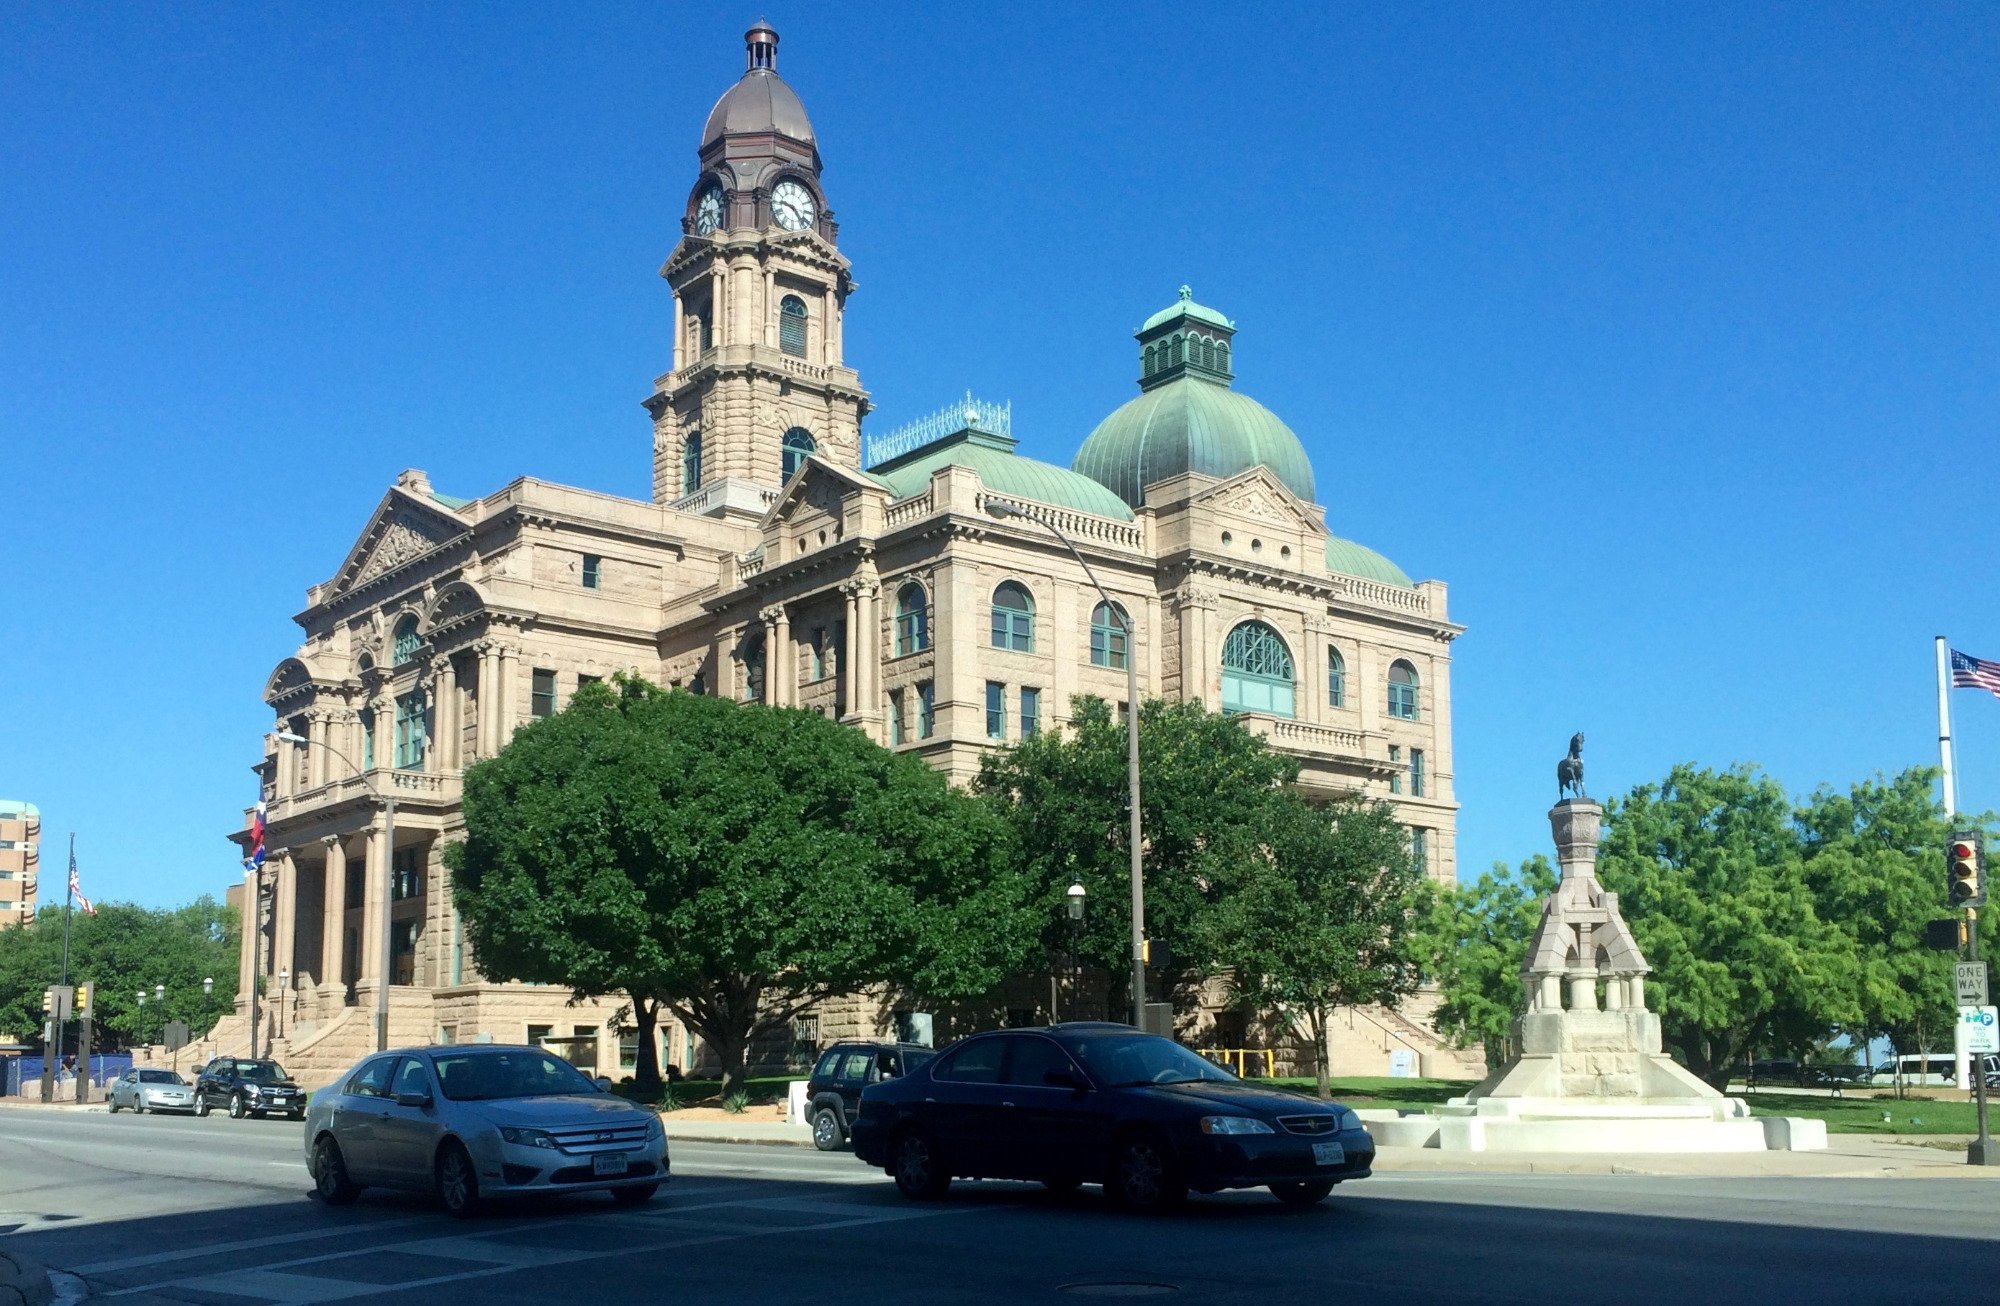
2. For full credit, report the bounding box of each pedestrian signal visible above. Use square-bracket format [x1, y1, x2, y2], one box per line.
[1947, 833, 1986, 908]
[1924, 918, 1966, 951]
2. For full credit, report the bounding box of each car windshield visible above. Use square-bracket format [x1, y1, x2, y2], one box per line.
[1072, 1035, 1237, 1088]
[139, 1070, 184, 1084]
[904, 1048, 936, 1071]
[238, 1061, 289, 1083]
[432, 1049, 600, 1102]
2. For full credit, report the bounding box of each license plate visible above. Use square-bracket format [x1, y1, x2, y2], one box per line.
[592, 1153, 629, 1176]
[1312, 1142, 1345, 1167]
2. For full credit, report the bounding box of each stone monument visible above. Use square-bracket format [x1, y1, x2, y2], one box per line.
[1363, 737, 1828, 1152]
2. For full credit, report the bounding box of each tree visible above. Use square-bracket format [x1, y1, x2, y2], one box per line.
[974, 697, 1297, 1020]
[1417, 856, 1558, 1066]
[1198, 790, 1429, 1098]
[1594, 764, 1861, 1087]
[447, 678, 1032, 1097]
[0, 897, 238, 1052]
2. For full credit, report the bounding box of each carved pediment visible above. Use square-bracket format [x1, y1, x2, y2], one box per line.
[1193, 467, 1324, 532]
[761, 456, 881, 530]
[330, 487, 472, 597]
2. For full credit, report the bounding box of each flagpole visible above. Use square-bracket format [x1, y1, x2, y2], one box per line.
[57, 834, 75, 1074]
[1937, 636, 1958, 817]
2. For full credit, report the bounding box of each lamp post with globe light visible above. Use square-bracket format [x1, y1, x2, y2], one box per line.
[1066, 883, 1087, 1022]
[985, 499, 1147, 1027]
[276, 730, 395, 1053]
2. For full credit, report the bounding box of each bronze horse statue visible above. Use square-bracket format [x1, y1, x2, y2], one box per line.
[1557, 732, 1586, 799]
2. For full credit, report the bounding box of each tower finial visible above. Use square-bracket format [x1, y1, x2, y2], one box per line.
[746, 20, 778, 71]
[1178, 284, 1192, 302]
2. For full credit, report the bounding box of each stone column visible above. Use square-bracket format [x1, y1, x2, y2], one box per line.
[859, 577, 881, 725]
[672, 289, 684, 370]
[493, 645, 516, 747]
[432, 656, 457, 771]
[271, 848, 297, 994]
[1628, 974, 1646, 1010]
[320, 835, 346, 1001]
[841, 581, 862, 721]
[761, 605, 789, 706]
[1172, 585, 1215, 706]
[236, 872, 259, 1006]
[821, 286, 836, 365]
[273, 733, 294, 801]
[763, 269, 776, 346]
[358, 820, 389, 990]
[476, 643, 499, 758]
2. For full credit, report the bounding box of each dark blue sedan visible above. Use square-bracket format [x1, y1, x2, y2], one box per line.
[848, 1023, 1373, 1211]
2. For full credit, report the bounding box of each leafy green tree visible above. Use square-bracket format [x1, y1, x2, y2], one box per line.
[1417, 856, 1558, 1066]
[974, 696, 1297, 1020]
[1198, 790, 1429, 1098]
[1595, 764, 1861, 1087]
[447, 679, 1032, 1097]
[0, 898, 238, 1052]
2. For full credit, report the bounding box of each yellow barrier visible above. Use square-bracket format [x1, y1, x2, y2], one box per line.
[1200, 1048, 1277, 1079]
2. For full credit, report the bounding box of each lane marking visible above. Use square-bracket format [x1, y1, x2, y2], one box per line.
[72, 1217, 436, 1275]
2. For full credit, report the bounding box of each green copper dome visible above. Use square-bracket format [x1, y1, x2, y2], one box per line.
[1074, 288, 1318, 509]
[1325, 535, 1414, 588]
[875, 428, 1135, 522]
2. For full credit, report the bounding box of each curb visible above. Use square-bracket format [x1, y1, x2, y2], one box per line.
[663, 1130, 813, 1148]
[0, 1248, 56, 1306]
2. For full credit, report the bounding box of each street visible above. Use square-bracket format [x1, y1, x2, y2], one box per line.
[1, 1111, 1996, 1303]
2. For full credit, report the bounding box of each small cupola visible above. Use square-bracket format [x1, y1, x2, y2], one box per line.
[1137, 285, 1235, 391]
[745, 20, 778, 70]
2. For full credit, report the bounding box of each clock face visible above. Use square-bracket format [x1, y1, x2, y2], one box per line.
[771, 180, 817, 231]
[694, 186, 724, 236]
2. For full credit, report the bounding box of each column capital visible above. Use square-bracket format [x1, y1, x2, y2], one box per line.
[1170, 584, 1218, 612]
[320, 833, 343, 848]
[759, 603, 788, 628]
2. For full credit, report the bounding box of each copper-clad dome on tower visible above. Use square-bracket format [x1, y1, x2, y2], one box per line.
[701, 22, 815, 148]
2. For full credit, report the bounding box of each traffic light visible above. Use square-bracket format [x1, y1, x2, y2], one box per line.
[76, 983, 92, 1015]
[1924, 917, 1967, 951]
[1947, 832, 1987, 908]
[41, 988, 54, 1016]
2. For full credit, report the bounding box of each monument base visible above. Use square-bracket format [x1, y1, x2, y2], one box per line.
[1360, 1100, 1827, 1152]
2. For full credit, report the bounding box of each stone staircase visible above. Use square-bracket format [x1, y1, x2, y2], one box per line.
[175, 991, 436, 1088]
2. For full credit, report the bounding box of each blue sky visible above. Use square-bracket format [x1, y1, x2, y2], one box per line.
[4, 4, 1997, 910]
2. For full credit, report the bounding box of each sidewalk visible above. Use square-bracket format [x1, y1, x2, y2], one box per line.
[663, 1118, 813, 1147]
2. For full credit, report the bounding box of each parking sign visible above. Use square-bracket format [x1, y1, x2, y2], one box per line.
[1961, 1005, 2000, 1055]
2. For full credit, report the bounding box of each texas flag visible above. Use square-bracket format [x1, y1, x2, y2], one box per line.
[244, 801, 267, 873]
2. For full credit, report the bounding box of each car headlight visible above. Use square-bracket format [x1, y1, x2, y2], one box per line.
[1198, 1116, 1275, 1136]
[245, 1085, 263, 1096]
[645, 1114, 664, 1139]
[500, 1127, 557, 1149]
[1335, 1108, 1362, 1132]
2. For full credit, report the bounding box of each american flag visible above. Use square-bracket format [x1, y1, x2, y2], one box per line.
[68, 849, 95, 917]
[1953, 648, 2000, 699]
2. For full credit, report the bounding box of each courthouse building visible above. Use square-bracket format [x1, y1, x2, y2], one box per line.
[212, 25, 1474, 1081]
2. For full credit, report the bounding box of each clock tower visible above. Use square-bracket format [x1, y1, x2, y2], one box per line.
[647, 23, 869, 515]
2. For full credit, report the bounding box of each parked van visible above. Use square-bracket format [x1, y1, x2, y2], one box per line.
[1865, 1054, 1994, 1087]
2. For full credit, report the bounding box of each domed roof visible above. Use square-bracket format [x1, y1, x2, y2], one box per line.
[875, 430, 1135, 522]
[702, 69, 815, 148]
[1142, 286, 1232, 333]
[1074, 378, 1317, 509]
[1325, 535, 1414, 589]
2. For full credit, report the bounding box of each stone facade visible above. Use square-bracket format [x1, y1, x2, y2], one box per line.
[0, 801, 38, 926]
[216, 25, 1477, 1085]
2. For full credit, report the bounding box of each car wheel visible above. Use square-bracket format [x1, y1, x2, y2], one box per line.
[135, 1099, 148, 1115]
[1269, 1179, 1336, 1207]
[812, 1107, 844, 1152]
[108, 1097, 121, 1114]
[313, 1136, 361, 1206]
[1110, 1134, 1186, 1213]
[194, 1094, 210, 1118]
[891, 1130, 950, 1201]
[228, 1093, 247, 1120]
[436, 1141, 482, 1218]
[611, 1183, 659, 1206]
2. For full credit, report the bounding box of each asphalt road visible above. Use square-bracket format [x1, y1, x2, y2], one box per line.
[2, 1109, 1996, 1304]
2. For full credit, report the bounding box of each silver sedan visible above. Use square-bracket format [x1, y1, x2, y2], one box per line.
[303, 1045, 668, 1217]
[107, 1068, 197, 1114]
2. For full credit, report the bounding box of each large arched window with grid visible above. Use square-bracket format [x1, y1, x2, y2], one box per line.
[991, 582, 1035, 652]
[781, 428, 817, 482]
[392, 616, 421, 666]
[895, 583, 930, 655]
[1388, 659, 1420, 720]
[1090, 601, 1129, 670]
[1221, 620, 1295, 717]
[779, 295, 808, 358]
[1328, 647, 1347, 708]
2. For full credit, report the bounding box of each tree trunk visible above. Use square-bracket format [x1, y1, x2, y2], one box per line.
[631, 995, 663, 1101]
[1309, 1008, 1332, 1100]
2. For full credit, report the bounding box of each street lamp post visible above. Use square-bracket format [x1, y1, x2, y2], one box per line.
[1066, 883, 1087, 1022]
[244, 863, 263, 1059]
[136, 991, 147, 1050]
[986, 500, 1147, 1028]
[277, 969, 289, 1040]
[278, 731, 394, 1053]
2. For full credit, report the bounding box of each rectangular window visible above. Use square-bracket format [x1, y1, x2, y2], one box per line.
[986, 681, 1006, 739]
[438, 1024, 457, 1046]
[531, 669, 557, 718]
[1411, 748, 1426, 798]
[1020, 686, 1041, 737]
[918, 681, 935, 739]
[619, 1033, 638, 1069]
[392, 846, 424, 901]
[1411, 828, 1429, 873]
[526, 1023, 553, 1048]
[810, 629, 827, 681]
[345, 863, 363, 910]
[1388, 745, 1402, 795]
[889, 689, 906, 745]
[362, 714, 376, 770]
[394, 692, 426, 769]
[581, 554, 602, 589]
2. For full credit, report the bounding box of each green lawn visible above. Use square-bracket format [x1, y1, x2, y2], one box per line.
[611, 1076, 800, 1110]
[1741, 1093, 1987, 1135]
[1265, 1076, 1475, 1110]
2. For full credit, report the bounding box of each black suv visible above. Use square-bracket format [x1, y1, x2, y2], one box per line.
[193, 1057, 307, 1120]
[805, 1041, 935, 1150]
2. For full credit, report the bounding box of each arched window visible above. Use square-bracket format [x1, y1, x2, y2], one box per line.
[682, 432, 703, 496]
[392, 616, 421, 665]
[1170, 334, 1184, 366]
[1221, 620, 1296, 718]
[1197, 336, 1214, 370]
[1328, 647, 1346, 708]
[1143, 343, 1156, 377]
[1388, 659, 1420, 720]
[895, 583, 930, 655]
[781, 428, 817, 482]
[1090, 601, 1129, 670]
[741, 631, 766, 703]
[991, 581, 1035, 652]
[779, 295, 808, 357]
[1216, 339, 1230, 373]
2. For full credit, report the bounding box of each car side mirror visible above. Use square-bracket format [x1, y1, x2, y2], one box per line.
[1044, 1068, 1087, 1092]
[393, 1091, 433, 1109]
[594, 1076, 612, 1092]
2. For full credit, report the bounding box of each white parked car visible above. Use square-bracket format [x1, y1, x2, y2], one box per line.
[107, 1068, 197, 1114]
[302, 1045, 667, 1216]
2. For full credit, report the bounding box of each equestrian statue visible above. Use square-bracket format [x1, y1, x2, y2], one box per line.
[1557, 732, 1586, 799]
